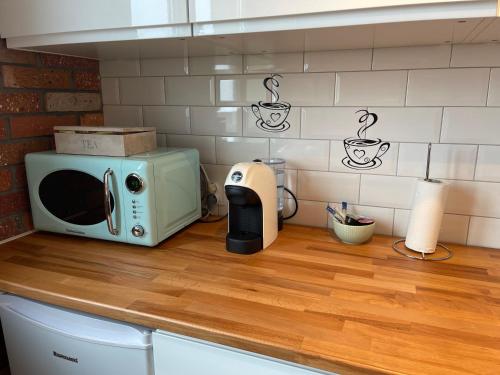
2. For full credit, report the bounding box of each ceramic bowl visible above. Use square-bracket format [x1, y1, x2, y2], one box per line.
[331, 220, 375, 244]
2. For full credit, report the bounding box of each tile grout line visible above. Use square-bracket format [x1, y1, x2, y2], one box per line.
[404, 69, 410, 107]
[485, 67, 492, 106]
[448, 44, 453, 68]
[472, 144, 480, 181]
[465, 215, 472, 246]
[391, 208, 397, 237]
[438, 107, 445, 143]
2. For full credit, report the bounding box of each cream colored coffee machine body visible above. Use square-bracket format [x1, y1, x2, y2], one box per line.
[224, 162, 278, 254]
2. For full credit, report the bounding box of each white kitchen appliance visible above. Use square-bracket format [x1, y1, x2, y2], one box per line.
[224, 161, 278, 254]
[25, 148, 201, 246]
[0, 294, 153, 375]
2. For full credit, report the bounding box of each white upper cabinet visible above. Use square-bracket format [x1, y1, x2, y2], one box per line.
[0, 0, 190, 48]
[189, 0, 498, 36]
[0, 0, 498, 58]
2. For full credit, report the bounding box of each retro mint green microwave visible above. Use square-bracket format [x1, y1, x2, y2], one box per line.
[25, 148, 201, 246]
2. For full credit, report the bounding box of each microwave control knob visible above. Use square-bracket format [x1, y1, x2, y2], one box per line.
[126, 173, 144, 193]
[131, 225, 145, 237]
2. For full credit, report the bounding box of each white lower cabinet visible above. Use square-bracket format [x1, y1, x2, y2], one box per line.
[153, 331, 335, 375]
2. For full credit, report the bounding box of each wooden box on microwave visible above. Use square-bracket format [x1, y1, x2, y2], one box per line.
[54, 126, 157, 157]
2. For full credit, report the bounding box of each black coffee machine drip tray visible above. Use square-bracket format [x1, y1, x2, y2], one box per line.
[226, 231, 263, 255]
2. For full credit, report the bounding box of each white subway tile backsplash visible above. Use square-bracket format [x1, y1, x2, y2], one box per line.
[301, 107, 363, 140]
[446, 180, 500, 217]
[217, 75, 267, 106]
[270, 138, 329, 171]
[451, 44, 500, 67]
[120, 77, 165, 105]
[360, 175, 417, 209]
[441, 107, 500, 145]
[406, 68, 490, 106]
[475, 146, 500, 182]
[166, 76, 215, 106]
[430, 144, 477, 180]
[190, 55, 243, 75]
[244, 53, 303, 74]
[191, 107, 242, 136]
[143, 106, 190, 134]
[298, 170, 360, 203]
[101, 78, 120, 105]
[286, 200, 328, 228]
[335, 71, 407, 106]
[278, 73, 335, 106]
[103, 105, 143, 127]
[397, 143, 427, 177]
[216, 137, 269, 165]
[467, 217, 500, 248]
[367, 107, 442, 143]
[166, 135, 216, 164]
[243, 106, 300, 138]
[431, 214, 470, 245]
[487, 68, 500, 106]
[304, 49, 372, 72]
[100, 59, 140, 77]
[140, 57, 188, 76]
[393, 210, 469, 245]
[330, 140, 398, 175]
[397, 143, 477, 180]
[372, 45, 451, 70]
[99, 45, 500, 248]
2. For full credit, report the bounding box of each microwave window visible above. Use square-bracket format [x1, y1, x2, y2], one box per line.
[39, 170, 114, 225]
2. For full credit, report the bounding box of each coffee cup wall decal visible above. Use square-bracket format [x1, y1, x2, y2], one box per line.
[342, 110, 390, 170]
[251, 74, 291, 132]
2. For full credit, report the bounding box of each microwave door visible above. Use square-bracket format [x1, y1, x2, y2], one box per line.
[34, 158, 126, 241]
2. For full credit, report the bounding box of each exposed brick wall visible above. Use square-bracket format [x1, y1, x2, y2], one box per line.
[0, 39, 103, 241]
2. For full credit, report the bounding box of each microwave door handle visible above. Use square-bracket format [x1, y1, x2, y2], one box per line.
[103, 168, 118, 235]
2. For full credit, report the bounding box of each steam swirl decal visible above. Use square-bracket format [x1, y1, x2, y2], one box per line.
[264, 74, 281, 102]
[342, 110, 391, 170]
[251, 74, 291, 132]
[355, 109, 378, 139]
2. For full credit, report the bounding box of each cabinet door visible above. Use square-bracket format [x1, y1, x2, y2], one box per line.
[188, 0, 488, 23]
[153, 331, 334, 375]
[0, 0, 188, 38]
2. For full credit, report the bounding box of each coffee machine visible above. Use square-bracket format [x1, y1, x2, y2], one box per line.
[224, 162, 278, 254]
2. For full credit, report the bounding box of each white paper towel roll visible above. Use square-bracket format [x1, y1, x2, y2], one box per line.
[405, 179, 449, 254]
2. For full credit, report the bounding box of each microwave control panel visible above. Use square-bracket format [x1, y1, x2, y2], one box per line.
[121, 160, 157, 246]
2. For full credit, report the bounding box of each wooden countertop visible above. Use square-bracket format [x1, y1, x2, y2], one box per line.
[0, 222, 499, 375]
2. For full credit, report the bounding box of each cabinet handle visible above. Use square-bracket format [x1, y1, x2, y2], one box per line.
[103, 168, 118, 235]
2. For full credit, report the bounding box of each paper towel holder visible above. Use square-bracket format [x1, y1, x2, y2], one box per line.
[392, 239, 452, 261]
[392, 143, 453, 261]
